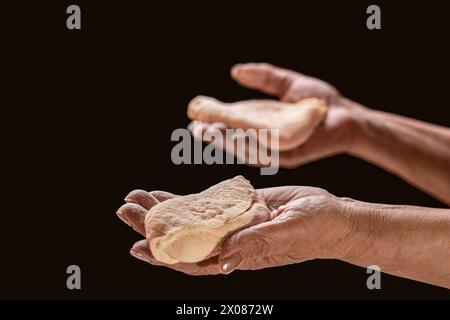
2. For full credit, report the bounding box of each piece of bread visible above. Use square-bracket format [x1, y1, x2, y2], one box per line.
[145, 176, 269, 264]
[187, 95, 327, 151]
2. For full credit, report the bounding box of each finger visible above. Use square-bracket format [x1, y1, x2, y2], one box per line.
[189, 120, 273, 168]
[231, 63, 299, 97]
[170, 256, 222, 276]
[188, 121, 226, 142]
[185, 256, 222, 276]
[256, 187, 300, 211]
[116, 203, 147, 236]
[188, 120, 245, 161]
[188, 120, 210, 140]
[130, 239, 164, 266]
[247, 196, 271, 226]
[125, 189, 159, 210]
[204, 125, 252, 164]
[131, 240, 222, 275]
[149, 190, 177, 202]
[219, 218, 289, 273]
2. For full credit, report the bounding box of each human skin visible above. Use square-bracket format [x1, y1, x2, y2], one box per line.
[189, 63, 450, 205]
[117, 186, 450, 288]
[116, 63, 450, 288]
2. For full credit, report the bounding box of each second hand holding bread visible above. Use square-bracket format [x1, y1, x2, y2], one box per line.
[187, 95, 327, 151]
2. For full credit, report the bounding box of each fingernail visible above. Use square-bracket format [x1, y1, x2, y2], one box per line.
[221, 253, 242, 274]
[116, 211, 131, 226]
[231, 65, 242, 78]
[130, 249, 143, 259]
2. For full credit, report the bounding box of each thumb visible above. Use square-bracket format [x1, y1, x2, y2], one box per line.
[231, 63, 298, 98]
[219, 218, 286, 273]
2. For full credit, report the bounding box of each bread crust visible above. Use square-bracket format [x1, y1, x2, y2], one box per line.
[187, 96, 327, 151]
[145, 176, 270, 264]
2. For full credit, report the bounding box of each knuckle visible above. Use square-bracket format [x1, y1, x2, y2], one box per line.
[118, 202, 138, 213]
[125, 189, 146, 201]
[254, 237, 271, 256]
[244, 232, 271, 257]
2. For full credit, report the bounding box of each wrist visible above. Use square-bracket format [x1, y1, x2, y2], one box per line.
[310, 195, 375, 261]
[333, 197, 411, 265]
[336, 97, 376, 156]
[331, 197, 380, 262]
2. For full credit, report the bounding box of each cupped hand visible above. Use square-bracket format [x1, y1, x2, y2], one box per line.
[116, 185, 353, 275]
[189, 63, 367, 168]
[116, 189, 221, 276]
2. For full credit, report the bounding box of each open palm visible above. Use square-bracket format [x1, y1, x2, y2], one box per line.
[116, 184, 349, 275]
[189, 63, 365, 168]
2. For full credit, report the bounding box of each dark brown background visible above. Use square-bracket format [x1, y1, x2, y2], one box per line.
[2, 1, 449, 299]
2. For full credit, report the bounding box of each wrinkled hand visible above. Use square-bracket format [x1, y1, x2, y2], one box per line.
[116, 186, 352, 275]
[189, 63, 366, 168]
